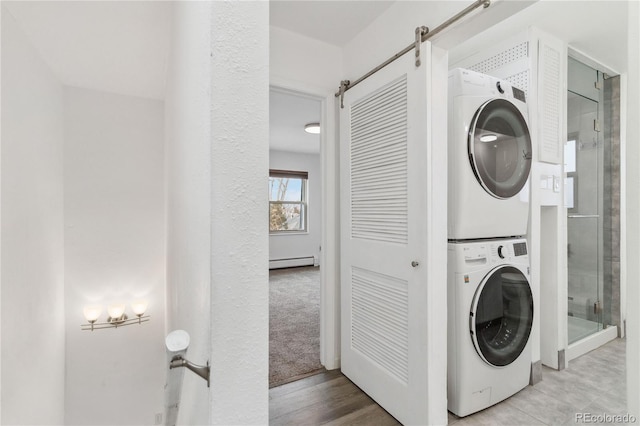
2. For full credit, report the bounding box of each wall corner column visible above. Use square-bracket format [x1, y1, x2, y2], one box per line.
[209, 1, 269, 424]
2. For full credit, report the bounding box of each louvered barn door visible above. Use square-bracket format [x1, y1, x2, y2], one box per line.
[340, 42, 447, 425]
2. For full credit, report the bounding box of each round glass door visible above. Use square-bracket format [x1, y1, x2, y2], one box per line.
[468, 99, 532, 199]
[470, 266, 533, 367]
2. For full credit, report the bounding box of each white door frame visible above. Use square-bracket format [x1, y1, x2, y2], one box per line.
[269, 78, 341, 369]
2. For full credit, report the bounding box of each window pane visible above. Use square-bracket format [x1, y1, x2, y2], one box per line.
[269, 177, 303, 202]
[270, 202, 304, 231]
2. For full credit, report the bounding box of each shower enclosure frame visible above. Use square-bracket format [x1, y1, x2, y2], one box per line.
[565, 51, 621, 361]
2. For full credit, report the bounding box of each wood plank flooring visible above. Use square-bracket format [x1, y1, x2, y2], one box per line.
[269, 369, 401, 425]
[269, 338, 626, 425]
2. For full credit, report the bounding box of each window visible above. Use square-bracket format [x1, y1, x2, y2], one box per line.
[269, 169, 308, 233]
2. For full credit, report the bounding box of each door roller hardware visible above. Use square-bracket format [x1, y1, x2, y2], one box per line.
[334, 0, 492, 107]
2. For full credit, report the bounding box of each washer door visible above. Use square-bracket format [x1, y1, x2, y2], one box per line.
[468, 99, 532, 199]
[470, 266, 533, 367]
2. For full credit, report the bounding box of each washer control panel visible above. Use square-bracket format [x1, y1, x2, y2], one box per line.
[462, 240, 528, 266]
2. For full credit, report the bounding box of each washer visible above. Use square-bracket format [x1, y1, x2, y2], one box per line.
[448, 68, 532, 240]
[448, 238, 533, 417]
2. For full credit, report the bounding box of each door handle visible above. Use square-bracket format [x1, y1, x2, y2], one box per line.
[411, 261, 420, 268]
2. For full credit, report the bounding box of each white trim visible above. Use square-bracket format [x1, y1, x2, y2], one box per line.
[567, 326, 618, 361]
[426, 45, 449, 426]
[269, 257, 315, 270]
[269, 231, 310, 236]
[268, 81, 341, 371]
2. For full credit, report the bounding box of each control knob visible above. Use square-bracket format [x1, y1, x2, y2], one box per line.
[497, 245, 505, 259]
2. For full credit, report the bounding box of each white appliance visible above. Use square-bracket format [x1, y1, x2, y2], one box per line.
[448, 68, 532, 240]
[448, 238, 533, 417]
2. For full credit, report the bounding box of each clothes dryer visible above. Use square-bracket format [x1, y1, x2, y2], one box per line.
[448, 68, 532, 240]
[448, 238, 533, 417]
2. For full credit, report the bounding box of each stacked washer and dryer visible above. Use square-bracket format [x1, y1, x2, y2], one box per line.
[447, 68, 535, 417]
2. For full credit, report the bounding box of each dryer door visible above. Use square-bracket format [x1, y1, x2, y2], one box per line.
[468, 99, 532, 199]
[470, 265, 533, 367]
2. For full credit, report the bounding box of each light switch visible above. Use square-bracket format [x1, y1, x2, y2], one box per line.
[553, 175, 561, 192]
[540, 175, 548, 189]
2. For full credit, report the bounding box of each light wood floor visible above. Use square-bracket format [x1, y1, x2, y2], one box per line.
[269, 338, 626, 425]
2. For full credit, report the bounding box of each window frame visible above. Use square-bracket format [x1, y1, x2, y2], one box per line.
[269, 169, 309, 234]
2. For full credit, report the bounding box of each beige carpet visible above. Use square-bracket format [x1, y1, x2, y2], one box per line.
[269, 266, 324, 388]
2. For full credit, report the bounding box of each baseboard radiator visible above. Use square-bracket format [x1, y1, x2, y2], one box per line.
[269, 256, 315, 270]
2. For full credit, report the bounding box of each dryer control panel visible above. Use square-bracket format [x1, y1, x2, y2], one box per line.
[449, 68, 526, 104]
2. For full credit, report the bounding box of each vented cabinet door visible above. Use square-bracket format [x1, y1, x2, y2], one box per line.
[537, 36, 565, 164]
[340, 41, 448, 425]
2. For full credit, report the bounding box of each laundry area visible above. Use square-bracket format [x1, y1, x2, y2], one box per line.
[1, 1, 638, 425]
[272, 0, 638, 424]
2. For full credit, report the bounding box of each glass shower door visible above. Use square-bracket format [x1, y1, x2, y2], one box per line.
[566, 90, 603, 345]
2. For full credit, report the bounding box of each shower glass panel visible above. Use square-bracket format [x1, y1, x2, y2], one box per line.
[566, 59, 605, 345]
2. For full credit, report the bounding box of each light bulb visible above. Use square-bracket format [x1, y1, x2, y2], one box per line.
[107, 303, 126, 320]
[83, 305, 102, 323]
[131, 300, 148, 317]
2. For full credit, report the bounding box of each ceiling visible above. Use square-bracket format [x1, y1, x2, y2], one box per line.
[270, 90, 321, 154]
[269, 0, 397, 155]
[3, 1, 171, 100]
[270, 0, 395, 47]
[3, 1, 631, 156]
[3, 0, 394, 102]
[450, 1, 629, 74]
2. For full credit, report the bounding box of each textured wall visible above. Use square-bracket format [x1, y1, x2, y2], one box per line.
[209, 1, 269, 423]
[63, 86, 165, 425]
[1, 7, 66, 424]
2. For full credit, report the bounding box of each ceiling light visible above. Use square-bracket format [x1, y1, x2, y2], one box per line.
[304, 123, 320, 134]
[480, 134, 498, 143]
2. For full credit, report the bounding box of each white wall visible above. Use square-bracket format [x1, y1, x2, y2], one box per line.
[270, 26, 342, 93]
[165, 2, 269, 424]
[0, 8, 66, 424]
[164, 1, 212, 423]
[209, 2, 269, 423]
[342, 1, 535, 80]
[63, 86, 165, 425]
[269, 150, 321, 265]
[626, 0, 640, 417]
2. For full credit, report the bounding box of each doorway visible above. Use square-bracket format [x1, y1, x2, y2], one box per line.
[565, 56, 621, 349]
[268, 88, 325, 387]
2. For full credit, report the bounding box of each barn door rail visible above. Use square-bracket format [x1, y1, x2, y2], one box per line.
[335, 0, 491, 108]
